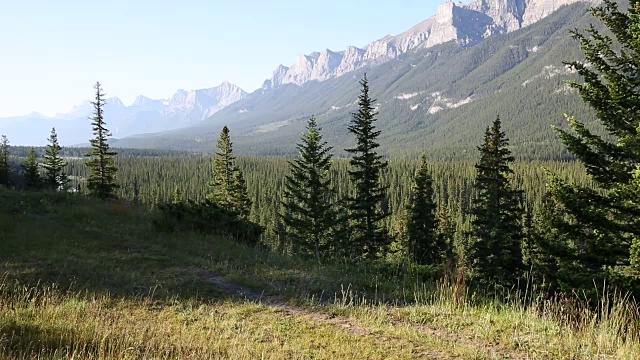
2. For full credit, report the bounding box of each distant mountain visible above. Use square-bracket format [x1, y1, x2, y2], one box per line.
[262, 0, 595, 90]
[113, 0, 599, 160]
[4, 0, 600, 156]
[0, 82, 247, 146]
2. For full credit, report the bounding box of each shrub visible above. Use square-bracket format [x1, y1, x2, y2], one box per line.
[154, 199, 263, 246]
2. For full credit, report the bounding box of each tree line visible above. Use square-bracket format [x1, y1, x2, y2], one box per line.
[0, 82, 119, 199]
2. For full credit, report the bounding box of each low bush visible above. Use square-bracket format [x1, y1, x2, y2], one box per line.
[154, 199, 263, 246]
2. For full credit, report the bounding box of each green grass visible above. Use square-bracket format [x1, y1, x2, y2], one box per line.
[1, 189, 639, 359]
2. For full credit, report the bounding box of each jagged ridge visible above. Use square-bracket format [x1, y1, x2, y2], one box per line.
[262, 0, 594, 90]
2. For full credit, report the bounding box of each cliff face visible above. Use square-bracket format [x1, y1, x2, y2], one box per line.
[163, 81, 248, 121]
[262, 0, 595, 90]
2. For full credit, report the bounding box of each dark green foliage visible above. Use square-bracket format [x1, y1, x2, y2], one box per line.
[436, 204, 456, 264]
[42, 128, 69, 191]
[208, 126, 237, 209]
[346, 74, 391, 259]
[208, 126, 252, 217]
[467, 117, 525, 289]
[0, 135, 10, 188]
[543, 0, 640, 296]
[154, 199, 262, 246]
[406, 155, 442, 265]
[62, 154, 591, 259]
[21, 148, 41, 190]
[230, 171, 252, 219]
[527, 194, 566, 291]
[85, 82, 119, 200]
[281, 117, 337, 260]
[53, 149, 615, 295]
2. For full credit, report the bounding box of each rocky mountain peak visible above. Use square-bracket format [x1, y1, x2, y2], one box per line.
[262, 0, 595, 90]
[106, 97, 125, 108]
[164, 82, 248, 120]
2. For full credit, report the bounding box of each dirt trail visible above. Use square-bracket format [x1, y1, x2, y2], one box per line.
[190, 268, 372, 337]
[190, 267, 534, 359]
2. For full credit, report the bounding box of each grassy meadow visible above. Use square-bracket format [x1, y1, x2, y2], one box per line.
[1, 189, 639, 359]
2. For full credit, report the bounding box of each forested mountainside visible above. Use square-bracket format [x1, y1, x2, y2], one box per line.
[114, 2, 598, 160]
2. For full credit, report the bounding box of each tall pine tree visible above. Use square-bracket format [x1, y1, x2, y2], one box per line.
[208, 126, 251, 217]
[230, 170, 252, 218]
[281, 117, 337, 260]
[345, 74, 390, 259]
[0, 135, 10, 188]
[85, 82, 119, 200]
[467, 116, 524, 289]
[21, 148, 41, 190]
[544, 0, 640, 295]
[406, 155, 442, 265]
[208, 126, 237, 209]
[42, 128, 69, 191]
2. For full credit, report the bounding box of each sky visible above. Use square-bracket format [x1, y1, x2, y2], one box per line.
[0, 0, 442, 117]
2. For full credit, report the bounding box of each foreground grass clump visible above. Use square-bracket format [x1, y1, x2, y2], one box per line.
[1, 189, 639, 359]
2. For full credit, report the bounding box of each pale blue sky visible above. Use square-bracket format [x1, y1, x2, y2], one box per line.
[0, 0, 441, 117]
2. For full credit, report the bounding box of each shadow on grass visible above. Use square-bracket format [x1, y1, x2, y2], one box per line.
[0, 322, 101, 358]
[0, 190, 429, 308]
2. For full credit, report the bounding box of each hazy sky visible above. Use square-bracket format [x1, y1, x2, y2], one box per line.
[0, 0, 441, 117]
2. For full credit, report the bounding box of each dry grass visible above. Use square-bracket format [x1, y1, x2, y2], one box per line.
[0, 284, 427, 359]
[1, 189, 640, 359]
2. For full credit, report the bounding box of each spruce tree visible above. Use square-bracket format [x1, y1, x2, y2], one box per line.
[42, 127, 69, 191]
[85, 82, 119, 200]
[208, 126, 237, 209]
[467, 116, 524, 288]
[527, 194, 566, 291]
[406, 155, 441, 265]
[171, 187, 182, 204]
[0, 135, 10, 188]
[545, 0, 640, 294]
[437, 204, 456, 264]
[21, 148, 41, 190]
[281, 117, 337, 260]
[345, 74, 390, 259]
[230, 170, 252, 218]
[330, 200, 354, 259]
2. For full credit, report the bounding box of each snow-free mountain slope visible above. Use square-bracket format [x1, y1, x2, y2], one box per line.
[262, 0, 596, 90]
[112, 1, 598, 160]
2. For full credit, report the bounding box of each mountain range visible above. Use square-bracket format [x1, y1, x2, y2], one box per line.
[112, 0, 600, 159]
[262, 0, 589, 89]
[3, 0, 600, 158]
[0, 82, 247, 146]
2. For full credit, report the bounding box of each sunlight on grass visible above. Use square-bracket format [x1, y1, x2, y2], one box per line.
[1, 190, 640, 359]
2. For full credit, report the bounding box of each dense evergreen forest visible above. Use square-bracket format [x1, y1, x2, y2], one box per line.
[3, 146, 593, 250]
[82, 156, 590, 247]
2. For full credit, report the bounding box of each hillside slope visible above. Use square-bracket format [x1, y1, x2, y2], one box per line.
[1, 190, 638, 359]
[113, 3, 597, 159]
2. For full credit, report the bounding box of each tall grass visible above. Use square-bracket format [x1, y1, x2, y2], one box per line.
[2, 189, 640, 358]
